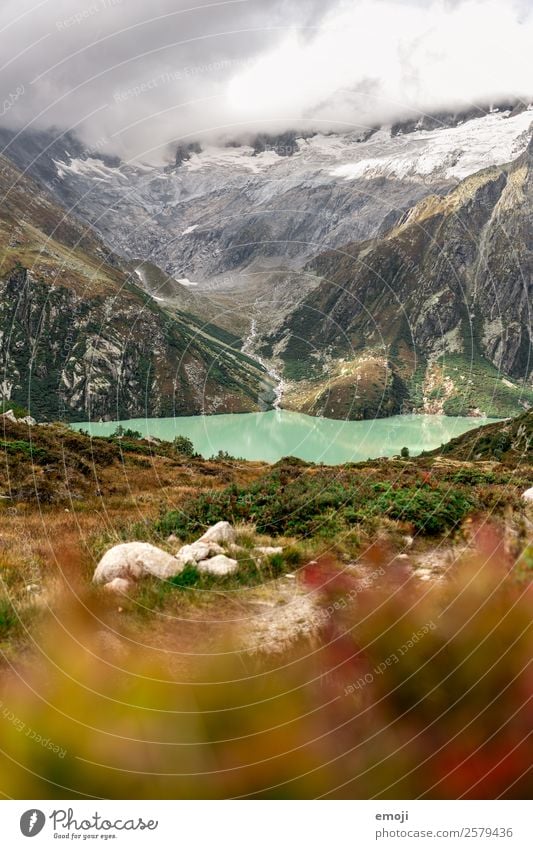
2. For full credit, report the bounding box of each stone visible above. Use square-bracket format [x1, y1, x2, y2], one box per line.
[522, 487, 533, 503]
[1, 409, 17, 422]
[197, 554, 239, 576]
[93, 542, 183, 584]
[255, 546, 283, 557]
[175, 541, 224, 568]
[103, 577, 132, 594]
[20, 415, 36, 426]
[198, 521, 235, 546]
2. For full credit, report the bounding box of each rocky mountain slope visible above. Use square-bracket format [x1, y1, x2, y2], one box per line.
[265, 133, 533, 420]
[0, 155, 271, 421]
[1, 108, 530, 287]
[0, 105, 531, 422]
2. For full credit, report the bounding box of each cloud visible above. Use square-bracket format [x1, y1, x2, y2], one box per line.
[227, 0, 533, 131]
[0, 0, 531, 161]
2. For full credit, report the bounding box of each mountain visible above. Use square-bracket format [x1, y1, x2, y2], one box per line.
[0, 105, 531, 422]
[265, 134, 533, 420]
[0, 154, 272, 421]
[1, 108, 530, 288]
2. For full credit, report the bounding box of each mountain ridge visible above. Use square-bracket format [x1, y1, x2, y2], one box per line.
[265, 133, 533, 419]
[0, 153, 272, 420]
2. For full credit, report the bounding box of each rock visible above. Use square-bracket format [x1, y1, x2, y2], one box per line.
[175, 541, 224, 568]
[403, 535, 414, 548]
[1, 409, 17, 422]
[197, 554, 239, 576]
[522, 487, 533, 503]
[25, 584, 41, 594]
[93, 542, 183, 584]
[198, 521, 235, 546]
[166, 534, 180, 544]
[20, 415, 36, 426]
[103, 577, 132, 594]
[255, 546, 283, 557]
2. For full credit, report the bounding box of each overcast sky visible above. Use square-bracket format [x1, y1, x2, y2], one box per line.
[0, 0, 531, 161]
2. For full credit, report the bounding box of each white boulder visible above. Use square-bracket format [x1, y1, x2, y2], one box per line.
[522, 487, 533, 503]
[175, 541, 224, 568]
[198, 521, 235, 546]
[197, 554, 239, 576]
[103, 577, 133, 594]
[93, 542, 183, 584]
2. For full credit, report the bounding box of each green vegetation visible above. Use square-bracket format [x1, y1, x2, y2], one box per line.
[111, 426, 143, 439]
[0, 440, 49, 463]
[156, 460, 485, 542]
[438, 353, 533, 418]
[0, 400, 28, 418]
[434, 409, 532, 462]
[0, 597, 20, 642]
[133, 550, 293, 613]
[172, 435, 195, 457]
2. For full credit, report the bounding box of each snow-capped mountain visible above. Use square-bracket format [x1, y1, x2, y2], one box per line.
[1, 108, 531, 288]
[0, 104, 531, 421]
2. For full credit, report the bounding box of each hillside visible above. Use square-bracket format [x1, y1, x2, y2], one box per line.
[0, 155, 272, 421]
[1, 109, 530, 285]
[433, 409, 533, 462]
[267, 133, 533, 419]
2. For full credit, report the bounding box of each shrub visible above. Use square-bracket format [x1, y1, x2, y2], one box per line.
[111, 426, 143, 439]
[172, 435, 195, 457]
[372, 486, 476, 534]
[0, 400, 29, 419]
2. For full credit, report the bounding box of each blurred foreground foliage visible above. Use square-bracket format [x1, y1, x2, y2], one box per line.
[0, 526, 531, 799]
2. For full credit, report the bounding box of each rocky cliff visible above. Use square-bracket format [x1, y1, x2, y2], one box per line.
[0, 155, 271, 421]
[267, 134, 533, 419]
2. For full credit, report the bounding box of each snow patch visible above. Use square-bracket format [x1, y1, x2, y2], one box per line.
[54, 156, 127, 182]
[330, 112, 533, 183]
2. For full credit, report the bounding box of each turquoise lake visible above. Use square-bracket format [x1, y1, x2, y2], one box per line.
[71, 411, 495, 465]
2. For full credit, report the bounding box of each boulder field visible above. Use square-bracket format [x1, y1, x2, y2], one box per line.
[93, 522, 282, 592]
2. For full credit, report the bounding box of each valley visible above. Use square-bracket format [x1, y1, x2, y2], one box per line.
[0, 0, 532, 807]
[0, 104, 531, 424]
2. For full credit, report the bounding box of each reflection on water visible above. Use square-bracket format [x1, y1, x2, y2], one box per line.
[71, 411, 496, 465]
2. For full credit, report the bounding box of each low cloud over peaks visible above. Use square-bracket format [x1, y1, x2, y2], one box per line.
[0, 0, 531, 161]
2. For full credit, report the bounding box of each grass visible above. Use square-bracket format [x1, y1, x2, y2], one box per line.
[437, 353, 533, 418]
[0, 413, 531, 660]
[155, 462, 483, 542]
[131, 550, 293, 615]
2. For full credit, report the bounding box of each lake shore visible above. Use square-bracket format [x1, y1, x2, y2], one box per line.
[71, 410, 501, 465]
